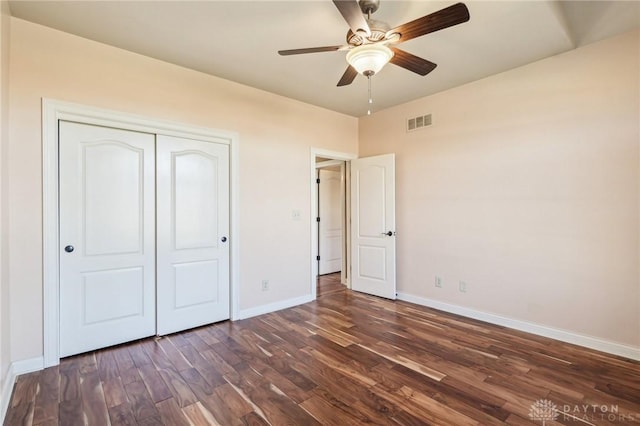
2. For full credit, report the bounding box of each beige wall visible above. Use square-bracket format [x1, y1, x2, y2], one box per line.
[8, 17, 357, 361]
[359, 30, 640, 347]
[5, 13, 638, 366]
[0, 0, 10, 392]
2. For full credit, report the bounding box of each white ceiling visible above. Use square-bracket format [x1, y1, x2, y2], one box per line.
[8, 0, 640, 117]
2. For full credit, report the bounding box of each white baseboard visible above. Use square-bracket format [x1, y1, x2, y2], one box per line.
[0, 364, 15, 425]
[1, 356, 44, 423]
[237, 294, 314, 320]
[397, 293, 640, 361]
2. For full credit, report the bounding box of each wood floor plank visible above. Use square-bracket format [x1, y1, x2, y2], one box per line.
[178, 367, 215, 400]
[139, 339, 175, 371]
[224, 362, 321, 426]
[200, 348, 237, 376]
[166, 333, 190, 348]
[32, 366, 59, 425]
[4, 402, 35, 426]
[178, 342, 225, 386]
[209, 341, 243, 366]
[183, 332, 212, 352]
[96, 349, 119, 381]
[196, 390, 246, 425]
[112, 344, 136, 373]
[4, 273, 640, 425]
[78, 370, 110, 425]
[138, 363, 173, 403]
[102, 377, 128, 408]
[136, 414, 164, 425]
[299, 394, 372, 425]
[240, 411, 270, 426]
[118, 366, 142, 386]
[194, 328, 221, 347]
[107, 402, 136, 426]
[212, 383, 254, 418]
[156, 337, 193, 372]
[157, 367, 199, 408]
[10, 372, 40, 409]
[123, 378, 160, 421]
[155, 398, 191, 426]
[181, 401, 221, 426]
[59, 363, 80, 402]
[127, 343, 153, 369]
[58, 398, 84, 426]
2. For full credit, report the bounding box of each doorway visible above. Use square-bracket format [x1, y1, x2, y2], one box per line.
[310, 149, 397, 302]
[310, 149, 356, 299]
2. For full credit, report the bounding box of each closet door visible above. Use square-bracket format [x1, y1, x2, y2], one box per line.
[156, 135, 230, 335]
[59, 121, 156, 357]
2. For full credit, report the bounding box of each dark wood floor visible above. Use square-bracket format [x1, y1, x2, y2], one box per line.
[4, 273, 640, 425]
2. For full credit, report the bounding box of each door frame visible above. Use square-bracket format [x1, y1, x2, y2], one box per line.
[42, 99, 240, 367]
[310, 148, 356, 299]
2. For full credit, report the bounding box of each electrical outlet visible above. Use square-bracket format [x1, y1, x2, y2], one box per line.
[292, 210, 301, 221]
[435, 276, 442, 288]
[459, 281, 467, 293]
[261, 280, 269, 291]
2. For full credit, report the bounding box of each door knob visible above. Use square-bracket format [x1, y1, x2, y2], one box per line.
[64, 245, 74, 253]
[381, 231, 395, 236]
[221, 236, 227, 243]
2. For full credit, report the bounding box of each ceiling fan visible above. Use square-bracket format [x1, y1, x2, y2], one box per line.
[278, 0, 470, 87]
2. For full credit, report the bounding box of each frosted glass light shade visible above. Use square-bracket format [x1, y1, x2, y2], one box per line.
[346, 44, 394, 75]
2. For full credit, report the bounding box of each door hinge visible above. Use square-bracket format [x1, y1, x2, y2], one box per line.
[316, 178, 320, 184]
[316, 217, 320, 222]
[316, 255, 320, 261]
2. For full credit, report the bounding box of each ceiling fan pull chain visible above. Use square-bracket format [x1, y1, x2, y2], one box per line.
[367, 74, 373, 116]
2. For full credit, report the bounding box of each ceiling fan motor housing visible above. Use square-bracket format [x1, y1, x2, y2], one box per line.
[347, 19, 389, 46]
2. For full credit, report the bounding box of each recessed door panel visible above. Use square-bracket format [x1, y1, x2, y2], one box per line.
[357, 165, 386, 239]
[174, 152, 219, 250]
[83, 267, 145, 324]
[83, 143, 144, 256]
[59, 121, 156, 357]
[174, 260, 219, 308]
[357, 246, 386, 281]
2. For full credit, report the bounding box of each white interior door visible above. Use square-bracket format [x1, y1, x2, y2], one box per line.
[350, 154, 396, 299]
[318, 168, 343, 275]
[156, 135, 230, 336]
[59, 121, 156, 357]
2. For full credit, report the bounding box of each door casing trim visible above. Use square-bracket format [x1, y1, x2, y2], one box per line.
[43, 98, 240, 367]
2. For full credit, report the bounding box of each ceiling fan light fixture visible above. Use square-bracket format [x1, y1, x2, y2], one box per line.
[346, 44, 393, 75]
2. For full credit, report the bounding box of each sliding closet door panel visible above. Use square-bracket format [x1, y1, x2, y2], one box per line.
[59, 121, 156, 357]
[156, 135, 230, 335]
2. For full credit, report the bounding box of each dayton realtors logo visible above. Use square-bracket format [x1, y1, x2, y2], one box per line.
[529, 399, 559, 425]
[529, 399, 637, 424]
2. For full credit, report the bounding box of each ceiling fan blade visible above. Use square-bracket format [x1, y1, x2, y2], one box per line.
[333, 0, 371, 37]
[390, 2, 470, 43]
[337, 65, 358, 87]
[278, 46, 344, 56]
[389, 48, 437, 76]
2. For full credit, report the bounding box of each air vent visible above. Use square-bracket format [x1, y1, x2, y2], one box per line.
[407, 114, 432, 132]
